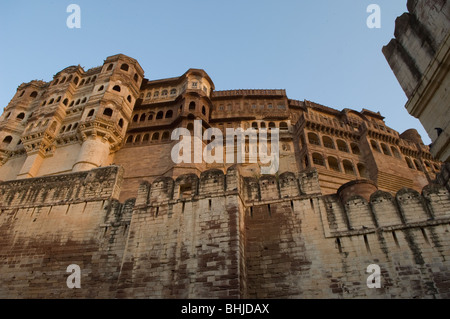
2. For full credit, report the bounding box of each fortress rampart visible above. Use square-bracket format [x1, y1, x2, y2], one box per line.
[0, 164, 449, 298]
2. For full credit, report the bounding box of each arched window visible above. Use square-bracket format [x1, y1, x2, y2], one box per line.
[87, 109, 95, 117]
[69, 101, 74, 107]
[85, 78, 91, 85]
[53, 79, 59, 86]
[134, 74, 138, 82]
[16, 113, 25, 120]
[60, 77, 66, 84]
[381, 143, 391, 156]
[162, 131, 170, 140]
[312, 153, 325, 166]
[148, 114, 154, 121]
[152, 132, 160, 141]
[280, 122, 288, 130]
[308, 133, 320, 146]
[134, 135, 141, 143]
[337, 139, 349, 152]
[19, 91, 25, 97]
[343, 160, 356, 175]
[357, 164, 368, 178]
[30, 91, 38, 98]
[154, 91, 159, 98]
[42, 101, 47, 106]
[2, 136, 13, 145]
[72, 123, 78, 130]
[98, 85, 104, 91]
[323, 136, 334, 149]
[81, 97, 87, 104]
[351, 143, 360, 155]
[202, 106, 206, 115]
[120, 63, 129, 71]
[414, 159, 423, 172]
[75, 99, 81, 105]
[73, 77, 79, 85]
[118, 119, 124, 128]
[328, 156, 340, 172]
[126, 135, 133, 144]
[67, 75, 73, 82]
[170, 88, 177, 95]
[405, 157, 414, 169]
[132, 114, 138, 122]
[80, 79, 85, 86]
[113, 85, 121, 92]
[143, 134, 150, 142]
[252, 122, 258, 129]
[269, 122, 276, 129]
[391, 146, 401, 159]
[63, 98, 69, 106]
[161, 90, 168, 97]
[260, 122, 266, 129]
[107, 64, 114, 71]
[424, 161, 432, 171]
[91, 76, 96, 82]
[140, 114, 146, 122]
[127, 95, 132, 103]
[189, 102, 196, 111]
[49, 98, 55, 104]
[165, 110, 173, 119]
[60, 126, 66, 133]
[56, 96, 61, 102]
[156, 111, 164, 120]
[371, 140, 380, 152]
[103, 108, 113, 117]
[66, 124, 72, 132]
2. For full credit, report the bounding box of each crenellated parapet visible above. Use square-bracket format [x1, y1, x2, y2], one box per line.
[323, 179, 450, 238]
[0, 165, 123, 209]
[134, 166, 239, 208]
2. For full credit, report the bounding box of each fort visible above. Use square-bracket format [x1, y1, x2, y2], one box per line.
[0, 49, 449, 298]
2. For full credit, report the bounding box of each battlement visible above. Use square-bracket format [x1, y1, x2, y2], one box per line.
[323, 180, 450, 238]
[0, 165, 123, 208]
[212, 89, 287, 98]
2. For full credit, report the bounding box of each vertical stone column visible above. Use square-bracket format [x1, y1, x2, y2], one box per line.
[72, 136, 110, 172]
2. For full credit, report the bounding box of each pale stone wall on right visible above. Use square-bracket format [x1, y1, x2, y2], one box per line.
[383, 0, 450, 162]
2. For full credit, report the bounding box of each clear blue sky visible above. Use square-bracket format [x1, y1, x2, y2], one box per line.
[0, 0, 431, 143]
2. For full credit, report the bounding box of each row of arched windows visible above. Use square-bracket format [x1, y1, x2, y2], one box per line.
[251, 122, 288, 130]
[307, 132, 361, 155]
[52, 74, 75, 86]
[54, 75, 96, 87]
[39, 87, 132, 110]
[60, 123, 79, 133]
[405, 156, 439, 173]
[132, 110, 174, 122]
[126, 131, 171, 144]
[217, 103, 286, 111]
[145, 88, 177, 99]
[309, 153, 367, 177]
[370, 140, 402, 158]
